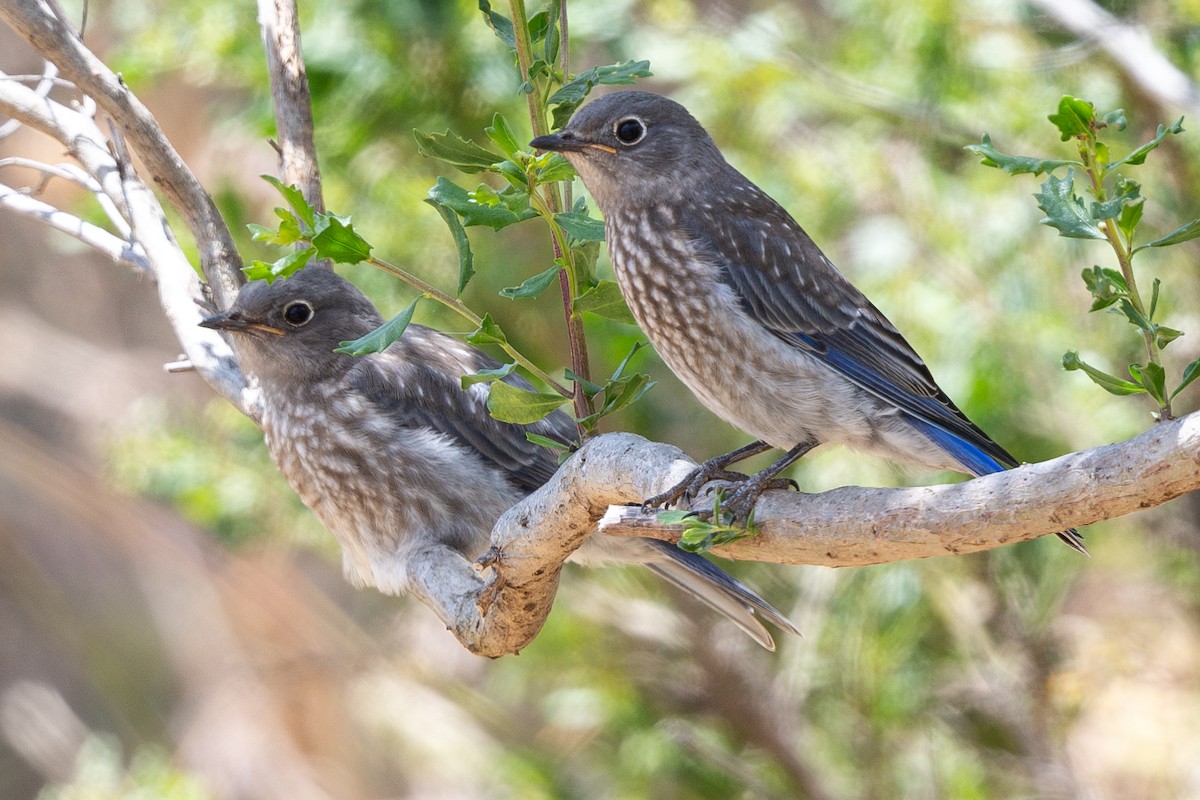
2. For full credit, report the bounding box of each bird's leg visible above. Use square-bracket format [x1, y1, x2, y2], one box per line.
[642, 440, 776, 511]
[698, 438, 818, 525]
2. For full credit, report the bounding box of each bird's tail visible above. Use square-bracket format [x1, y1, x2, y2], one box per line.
[639, 538, 802, 650]
[910, 419, 1089, 555]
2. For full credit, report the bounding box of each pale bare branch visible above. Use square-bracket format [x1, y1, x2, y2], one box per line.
[0, 181, 147, 271]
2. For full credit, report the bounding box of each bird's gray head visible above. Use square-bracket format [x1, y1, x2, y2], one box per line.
[529, 91, 727, 211]
[201, 267, 384, 383]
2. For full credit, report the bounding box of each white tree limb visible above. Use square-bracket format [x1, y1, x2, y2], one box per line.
[0, 181, 148, 271]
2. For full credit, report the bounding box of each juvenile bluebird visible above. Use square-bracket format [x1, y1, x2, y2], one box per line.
[531, 91, 1084, 553]
[201, 266, 800, 648]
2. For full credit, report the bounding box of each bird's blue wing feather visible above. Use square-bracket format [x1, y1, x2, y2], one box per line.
[679, 187, 1018, 476]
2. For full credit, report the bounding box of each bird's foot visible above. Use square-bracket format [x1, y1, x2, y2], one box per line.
[642, 465, 751, 512]
[687, 473, 798, 527]
[641, 441, 776, 511]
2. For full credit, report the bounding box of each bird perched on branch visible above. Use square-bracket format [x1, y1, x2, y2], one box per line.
[531, 91, 1085, 553]
[201, 266, 799, 648]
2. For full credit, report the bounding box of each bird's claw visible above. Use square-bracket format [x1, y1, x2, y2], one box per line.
[642, 465, 749, 512]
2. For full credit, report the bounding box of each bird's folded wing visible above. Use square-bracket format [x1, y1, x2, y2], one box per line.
[349, 346, 576, 494]
[681, 202, 1018, 471]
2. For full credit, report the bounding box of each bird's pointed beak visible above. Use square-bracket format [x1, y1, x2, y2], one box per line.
[530, 131, 617, 155]
[200, 310, 284, 336]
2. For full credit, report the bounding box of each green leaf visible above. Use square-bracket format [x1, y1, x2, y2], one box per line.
[477, 0, 515, 48]
[499, 265, 562, 300]
[1155, 326, 1184, 349]
[563, 368, 605, 398]
[460, 362, 518, 388]
[427, 177, 538, 231]
[486, 380, 566, 424]
[573, 279, 636, 323]
[1171, 358, 1200, 399]
[413, 129, 502, 174]
[424, 197, 475, 295]
[466, 312, 508, 345]
[526, 431, 572, 453]
[1035, 170, 1106, 240]
[1102, 109, 1128, 130]
[334, 298, 420, 356]
[533, 153, 576, 183]
[548, 60, 653, 128]
[1116, 298, 1153, 334]
[1129, 362, 1167, 405]
[310, 214, 372, 264]
[261, 174, 315, 229]
[1048, 96, 1095, 142]
[1149, 277, 1161, 320]
[964, 134, 1078, 176]
[554, 210, 606, 243]
[1136, 217, 1200, 251]
[247, 221, 302, 247]
[541, 0, 561, 63]
[1112, 118, 1185, 168]
[484, 113, 521, 158]
[1091, 177, 1141, 220]
[1117, 192, 1144, 243]
[1063, 350, 1145, 395]
[610, 340, 648, 383]
[1081, 265, 1128, 311]
[243, 246, 314, 283]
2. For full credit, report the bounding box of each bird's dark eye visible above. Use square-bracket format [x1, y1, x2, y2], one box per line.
[614, 117, 646, 145]
[283, 300, 314, 327]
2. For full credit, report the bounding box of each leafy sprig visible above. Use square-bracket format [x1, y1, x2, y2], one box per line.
[968, 96, 1200, 419]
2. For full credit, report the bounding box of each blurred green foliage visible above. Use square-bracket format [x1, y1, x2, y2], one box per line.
[75, 0, 1200, 797]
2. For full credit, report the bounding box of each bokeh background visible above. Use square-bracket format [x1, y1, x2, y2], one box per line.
[2, 0, 1200, 797]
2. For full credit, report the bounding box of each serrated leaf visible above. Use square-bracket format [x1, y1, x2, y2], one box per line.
[1048, 96, 1096, 141]
[310, 214, 372, 264]
[573, 279, 636, 323]
[243, 246, 315, 283]
[1035, 170, 1106, 240]
[424, 197, 475, 295]
[427, 177, 537, 231]
[499, 265, 562, 299]
[554, 210, 606, 243]
[460, 362, 518, 388]
[261, 174, 315, 229]
[413, 129, 502, 174]
[466, 312, 508, 345]
[334, 298, 420, 356]
[1171, 358, 1200, 399]
[965, 134, 1078, 176]
[548, 60, 653, 128]
[1063, 350, 1146, 395]
[1091, 178, 1141, 220]
[486, 380, 566, 424]
[484, 113, 521, 158]
[1129, 362, 1167, 405]
[1136, 217, 1200, 251]
[1113, 117, 1185, 168]
[477, 0, 515, 48]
